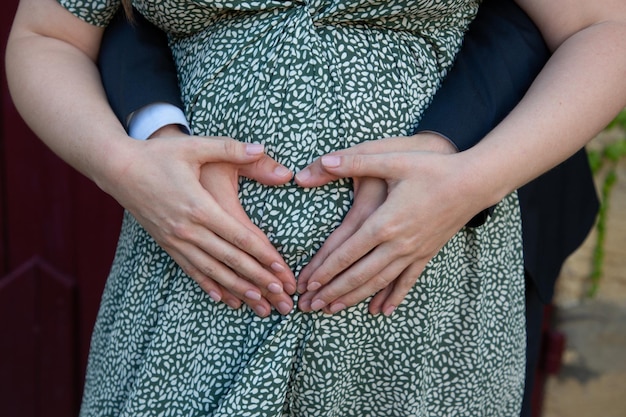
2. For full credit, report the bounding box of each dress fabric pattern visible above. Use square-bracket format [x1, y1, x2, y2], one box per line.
[59, 0, 526, 416]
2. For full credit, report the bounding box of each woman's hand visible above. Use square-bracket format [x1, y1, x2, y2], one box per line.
[294, 134, 487, 316]
[106, 128, 296, 317]
[295, 176, 388, 313]
[197, 156, 297, 316]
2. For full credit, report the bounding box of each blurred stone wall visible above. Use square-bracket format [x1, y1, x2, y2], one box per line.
[543, 130, 626, 417]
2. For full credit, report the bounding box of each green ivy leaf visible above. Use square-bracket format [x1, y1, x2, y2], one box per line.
[588, 149, 603, 173]
[587, 109, 625, 298]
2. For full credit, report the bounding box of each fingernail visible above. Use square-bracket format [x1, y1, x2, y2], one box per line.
[299, 299, 311, 311]
[246, 143, 264, 155]
[278, 301, 292, 315]
[295, 169, 310, 182]
[321, 155, 341, 168]
[307, 282, 321, 291]
[383, 305, 396, 317]
[270, 262, 285, 273]
[329, 303, 346, 314]
[209, 291, 221, 302]
[254, 304, 269, 317]
[267, 282, 283, 294]
[274, 166, 292, 177]
[310, 299, 326, 311]
[245, 290, 262, 301]
[284, 282, 297, 295]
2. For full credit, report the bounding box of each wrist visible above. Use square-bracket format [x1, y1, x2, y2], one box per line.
[412, 131, 459, 154]
[149, 124, 188, 139]
[90, 133, 144, 198]
[408, 132, 458, 154]
[454, 149, 513, 211]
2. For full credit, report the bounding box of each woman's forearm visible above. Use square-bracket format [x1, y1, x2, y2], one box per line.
[460, 17, 626, 207]
[6, 0, 134, 193]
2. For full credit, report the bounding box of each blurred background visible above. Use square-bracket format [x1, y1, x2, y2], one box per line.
[542, 119, 626, 417]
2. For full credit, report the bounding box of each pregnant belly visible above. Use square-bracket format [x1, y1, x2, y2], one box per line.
[178, 13, 445, 272]
[238, 178, 353, 273]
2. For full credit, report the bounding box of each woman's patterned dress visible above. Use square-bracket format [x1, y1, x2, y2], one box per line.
[59, 0, 526, 415]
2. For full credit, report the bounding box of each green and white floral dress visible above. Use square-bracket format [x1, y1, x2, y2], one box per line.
[59, 0, 526, 415]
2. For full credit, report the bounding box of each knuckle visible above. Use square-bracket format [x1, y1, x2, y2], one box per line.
[344, 272, 367, 287]
[187, 202, 208, 224]
[350, 155, 364, 172]
[222, 138, 242, 159]
[372, 273, 393, 289]
[170, 221, 192, 241]
[198, 263, 219, 278]
[220, 250, 242, 270]
[334, 251, 355, 272]
[395, 240, 416, 256]
[369, 221, 397, 242]
[230, 230, 254, 250]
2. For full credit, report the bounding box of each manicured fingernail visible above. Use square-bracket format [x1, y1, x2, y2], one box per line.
[274, 166, 291, 177]
[307, 282, 321, 291]
[383, 305, 396, 317]
[299, 299, 311, 311]
[329, 303, 346, 314]
[295, 169, 311, 182]
[209, 291, 221, 302]
[284, 282, 297, 295]
[268, 282, 283, 294]
[245, 290, 262, 301]
[278, 302, 292, 315]
[254, 305, 269, 317]
[321, 155, 341, 168]
[246, 143, 264, 155]
[310, 299, 326, 311]
[270, 262, 285, 273]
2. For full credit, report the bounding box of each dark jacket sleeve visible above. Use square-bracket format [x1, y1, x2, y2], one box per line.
[417, 0, 549, 150]
[417, 0, 550, 228]
[418, 0, 598, 302]
[98, 9, 184, 126]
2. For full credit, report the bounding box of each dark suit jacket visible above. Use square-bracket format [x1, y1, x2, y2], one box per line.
[98, 0, 598, 304]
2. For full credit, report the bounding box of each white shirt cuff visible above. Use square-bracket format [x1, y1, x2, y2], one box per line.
[127, 102, 191, 140]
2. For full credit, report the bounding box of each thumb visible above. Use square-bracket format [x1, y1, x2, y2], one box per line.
[239, 155, 293, 185]
[192, 136, 268, 165]
[317, 153, 404, 179]
[294, 155, 342, 188]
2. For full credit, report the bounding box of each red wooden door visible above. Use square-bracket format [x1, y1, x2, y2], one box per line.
[1, 2, 123, 415]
